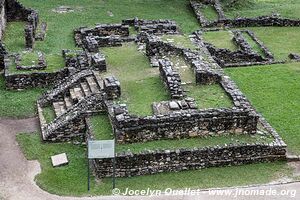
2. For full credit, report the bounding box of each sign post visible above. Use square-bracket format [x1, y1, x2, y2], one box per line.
[87, 140, 115, 191]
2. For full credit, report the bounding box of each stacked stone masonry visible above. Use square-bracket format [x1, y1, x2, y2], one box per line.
[159, 59, 184, 99]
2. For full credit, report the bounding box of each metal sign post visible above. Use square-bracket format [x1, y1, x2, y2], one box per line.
[87, 139, 116, 191]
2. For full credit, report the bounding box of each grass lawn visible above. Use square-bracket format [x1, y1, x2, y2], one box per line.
[225, 63, 300, 154]
[168, 55, 233, 109]
[102, 43, 169, 116]
[247, 27, 300, 60]
[17, 132, 292, 196]
[42, 106, 55, 124]
[222, 0, 300, 19]
[242, 32, 265, 56]
[202, 30, 238, 51]
[200, 4, 219, 21]
[90, 115, 113, 140]
[160, 35, 198, 50]
[0, 77, 45, 118]
[14, 0, 199, 54]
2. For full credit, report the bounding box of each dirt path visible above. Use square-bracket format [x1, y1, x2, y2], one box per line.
[0, 118, 299, 200]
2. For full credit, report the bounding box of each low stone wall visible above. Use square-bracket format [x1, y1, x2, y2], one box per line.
[122, 17, 179, 35]
[74, 24, 129, 46]
[62, 49, 106, 71]
[93, 141, 286, 178]
[103, 76, 121, 100]
[4, 57, 69, 89]
[205, 42, 268, 67]
[244, 30, 274, 60]
[0, 1, 6, 38]
[112, 106, 258, 144]
[159, 59, 184, 99]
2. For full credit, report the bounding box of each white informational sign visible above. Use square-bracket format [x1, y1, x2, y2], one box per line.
[88, 140, 115, 159]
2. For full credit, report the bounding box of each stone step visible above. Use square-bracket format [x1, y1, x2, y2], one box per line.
[86, 76, 101, 94]
[69, 88, 76, 100]
[80, 81, 92, 96]
[74, 86, 84, 100]
[64, 96, 73, 109]
[93, 71, 104, 89]
[53, 101, 67, 117]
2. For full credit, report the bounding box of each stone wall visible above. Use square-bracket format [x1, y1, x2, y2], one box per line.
[4, 56, 69, 89]
[112, 106, 258, 144]
[41, 93, 106, 142]
[93, 141, 286, 178]
[205, 42, 268, 67]
[0, 0, 6, 39]
[74, 24, 129, 47]
[103, 76, 121, 100]
[159, 59, 184, 99]
[62, 49, 106, 71]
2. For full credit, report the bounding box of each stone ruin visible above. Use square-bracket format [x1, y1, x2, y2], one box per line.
[0, 0, 293, 179]
[15, 52, 47, 70]
[202, 30, 280, 67]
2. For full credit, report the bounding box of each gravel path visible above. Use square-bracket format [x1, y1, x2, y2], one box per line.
[0, 118, 299, 200]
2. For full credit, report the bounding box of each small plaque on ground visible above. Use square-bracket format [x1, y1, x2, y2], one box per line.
[51, 153, 68, 167]
[88, 140, 115, 159]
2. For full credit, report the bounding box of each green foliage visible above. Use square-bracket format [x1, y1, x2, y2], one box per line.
[42, 106, 55, 124]
[90, 115, 114, 140]
[200, 4, 219, 21]
[0, 77, 45, 118]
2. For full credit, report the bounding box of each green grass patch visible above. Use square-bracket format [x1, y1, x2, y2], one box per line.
[242, 32, 265, 56]
[185, 84, 233, 109]
[0, 77, 45, 118]
[20, 52, 39, 66]
[90, 114, 114, 140]
[3, 21, 25, 52]
[225, 63, 300, 154]
[102, 43, 170, 116]
[17, 132, 292, 196]
[42, 106, 55, 124]
[161, 35, 198, 50]
[8, 52, 65, 74]
[247, 27, 300, 60]
[200, 4, 219, 21]
[203, 31, 238, 51]
[222, 0, 300, 19]
[168, 55, 233, 109]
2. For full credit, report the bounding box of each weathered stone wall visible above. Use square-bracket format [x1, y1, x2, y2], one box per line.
[62, 49, 106, 71]
[41, 93, 106, 142]
[4, 56, 69, 89]
[0, 0, 6, 39]
[74, 24, 129, 46]
[122, 17, 179, 35]
[103, 76, 121, 100]
[159, 59, 184, 99]
[112, 106, 258, 144]
[205, 42, 268, 67]
[93, 142, 286, 178]
[5, 68, 69, 89]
